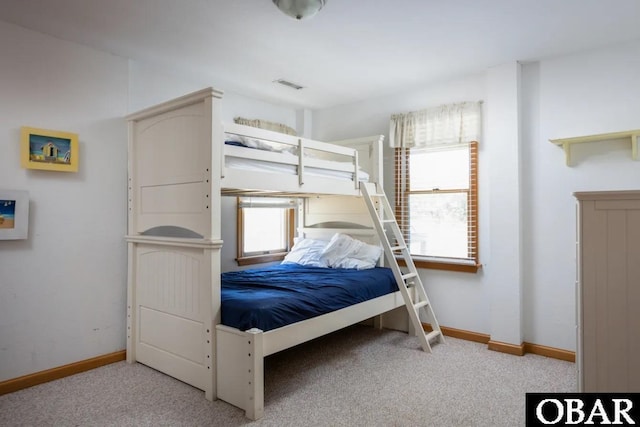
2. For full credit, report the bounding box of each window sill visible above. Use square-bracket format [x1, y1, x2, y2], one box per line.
[237, 252, 287, 266]
[397, 257, 482, 273]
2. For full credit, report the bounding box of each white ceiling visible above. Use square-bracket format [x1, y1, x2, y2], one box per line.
[2, 0, 640, 109]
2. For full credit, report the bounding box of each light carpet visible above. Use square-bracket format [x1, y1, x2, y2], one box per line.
[0, 325, 576, 426]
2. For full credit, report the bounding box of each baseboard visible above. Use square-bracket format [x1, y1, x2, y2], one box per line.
[524, 342, 576, 363]
[0, 350, 126, 396]
[487, 339, 525, 356]
[423, 323, 575, 362]
[422, 323, 490, 344]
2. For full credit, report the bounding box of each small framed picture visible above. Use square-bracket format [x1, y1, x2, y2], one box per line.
[0, 190, 29, 240]
[21, 126, 79, 172]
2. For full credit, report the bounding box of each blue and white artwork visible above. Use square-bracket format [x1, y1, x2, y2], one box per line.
[0, 199, 16, 229]
[29, 133, 71, 165]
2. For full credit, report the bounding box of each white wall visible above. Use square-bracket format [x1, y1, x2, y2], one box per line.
[0, 23, 299, 382]
[313, 40, 640, 351]
[521, 40, 640, 350]
[486, 62, 524, 345]
[128, 61, 298, 126]
[0, 21, 128, 381]
[313, 73, 492, 336]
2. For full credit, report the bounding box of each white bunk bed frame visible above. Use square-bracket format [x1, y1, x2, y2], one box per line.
[125, 87, 408, 420]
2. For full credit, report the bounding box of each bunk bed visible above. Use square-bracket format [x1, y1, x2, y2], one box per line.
[125, 87, 410, 420]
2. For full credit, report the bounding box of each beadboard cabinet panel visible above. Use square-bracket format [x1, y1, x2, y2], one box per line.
[575, 191, 640, 392]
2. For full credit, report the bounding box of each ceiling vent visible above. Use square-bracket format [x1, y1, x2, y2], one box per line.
[274, 79, 304, 90]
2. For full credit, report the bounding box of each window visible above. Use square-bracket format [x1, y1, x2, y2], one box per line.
[390, 101, 481, 273]
[237, 198, 296, 266]
[395, 142, 479, 272]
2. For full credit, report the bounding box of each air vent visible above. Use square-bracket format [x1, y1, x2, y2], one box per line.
[274, 79, 304, 90]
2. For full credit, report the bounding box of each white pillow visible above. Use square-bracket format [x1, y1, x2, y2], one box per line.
[226, 134, 288, 152]
[320, 233, 383, 270]
[282, 238, 329, 268]
[332, 257, 377, 270]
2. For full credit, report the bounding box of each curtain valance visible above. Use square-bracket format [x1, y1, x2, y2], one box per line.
[389, 101, 482, 148]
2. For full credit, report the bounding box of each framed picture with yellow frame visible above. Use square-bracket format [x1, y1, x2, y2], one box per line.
[21, 126, 79, 172]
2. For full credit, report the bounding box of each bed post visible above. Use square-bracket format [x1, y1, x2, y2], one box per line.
[216, 325, 265, 420]
[126, 110, 137, 364]
[126, 241, 136, 362]
[246, 328, 265, 420]
[205, 243, 223, 401]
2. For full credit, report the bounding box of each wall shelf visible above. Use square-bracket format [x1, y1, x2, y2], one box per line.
[550, 129, 640, 166]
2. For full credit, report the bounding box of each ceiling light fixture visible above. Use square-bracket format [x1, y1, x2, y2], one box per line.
[272, 0, 327, 20]
[274, 79, 305, 90]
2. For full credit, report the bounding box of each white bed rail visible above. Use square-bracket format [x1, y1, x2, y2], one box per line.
[224, 122, 358, 157]
[222, 123, 370, 194]
[216, 291, 407, 420]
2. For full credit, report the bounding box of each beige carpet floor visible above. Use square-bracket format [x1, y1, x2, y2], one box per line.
[0, 325, 576, 426]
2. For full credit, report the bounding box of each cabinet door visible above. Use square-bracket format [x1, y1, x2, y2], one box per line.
[580, 196, 640, 392]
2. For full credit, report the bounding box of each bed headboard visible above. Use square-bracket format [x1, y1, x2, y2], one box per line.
[300, 223, 378, 244]
[126, 87, 223, 238]
[329, 135, 384, 189]
[303, 195, 374, 230]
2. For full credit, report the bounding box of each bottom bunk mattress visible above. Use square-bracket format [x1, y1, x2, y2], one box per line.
[221, 264, 398, 332]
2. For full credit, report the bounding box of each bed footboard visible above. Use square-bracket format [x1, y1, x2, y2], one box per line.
[216, 325, 265, 420]
[215, 291, 408, 420]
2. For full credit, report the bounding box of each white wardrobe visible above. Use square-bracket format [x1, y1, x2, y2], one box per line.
[575, 190, 640, 392]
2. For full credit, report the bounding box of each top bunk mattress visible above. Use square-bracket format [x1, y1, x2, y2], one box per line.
[221, 264, 397, 332]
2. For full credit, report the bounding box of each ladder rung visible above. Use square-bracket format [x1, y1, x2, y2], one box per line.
[381, 219, 395, 223]
[401, 272, 417, 281]
[425, 330, 441, 342]
[391, 245, 407, 252]
[414, 300, 429, 310]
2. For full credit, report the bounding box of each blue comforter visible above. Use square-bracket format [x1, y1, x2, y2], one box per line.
[221, 264, 397, 332]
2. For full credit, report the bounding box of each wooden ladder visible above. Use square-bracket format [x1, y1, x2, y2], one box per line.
[361, 182, 444, 352]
